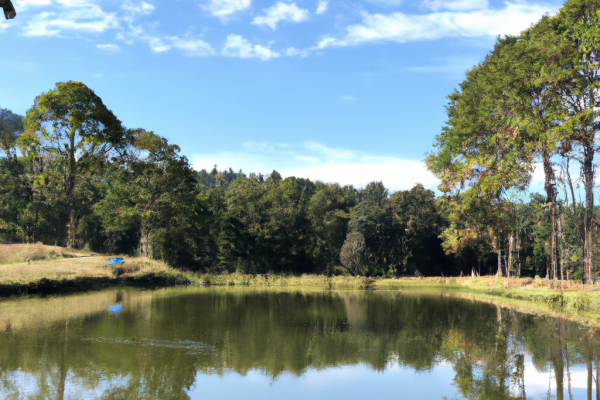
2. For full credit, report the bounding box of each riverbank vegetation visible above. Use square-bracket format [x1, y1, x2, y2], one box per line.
[2, 0, 600, 285]
[0, 244, 192, 296]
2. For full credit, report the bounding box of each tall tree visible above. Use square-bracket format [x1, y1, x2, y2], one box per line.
[96, 130, 201, 261]
[557, 0, 600, 283]
[19, 81, 126, 249]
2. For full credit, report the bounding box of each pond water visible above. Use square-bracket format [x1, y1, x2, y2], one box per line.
[0, 287, 598, 399]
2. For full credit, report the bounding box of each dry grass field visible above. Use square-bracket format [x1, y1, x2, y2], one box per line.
[0, 243, 193, 296]
[0, 242, 77, 264]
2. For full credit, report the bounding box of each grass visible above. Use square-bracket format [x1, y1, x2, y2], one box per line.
[0, 243, 76, 264]
[195, 273, 600, 325]
[4, 244, 600, 325]
[0, 244, 194, 297]
[198, 273, 374, 289]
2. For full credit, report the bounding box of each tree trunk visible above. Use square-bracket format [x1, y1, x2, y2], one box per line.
[140, 224, 149, 258]
[559, 214, 565, 288]
[583, 145, 594, 284]
[543, 146, 558, 283]
[67, 131, 77, 250]
[497, 249, 502, 277]
[69, 209, 76, 250]
[507, 233, 514, 287]
[516, 230, 521, 278]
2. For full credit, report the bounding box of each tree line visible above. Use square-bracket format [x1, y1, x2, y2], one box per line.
[0, 85, 447, 276]
[0, 79, 597, 280]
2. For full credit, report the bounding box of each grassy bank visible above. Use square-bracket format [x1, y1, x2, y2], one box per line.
[4, 244, 600, 325]
[198, 273, 600, 324]
[0, 244, 193, 296]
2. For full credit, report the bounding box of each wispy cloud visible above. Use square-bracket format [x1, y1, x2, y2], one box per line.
[121, 1, 155, 15]
[252, 2, 309, 29]
[169, 37, 214, 56]
[14, 0, 51, 9]
[203, 0, 251, 20]
[285, 46, 307, 57]
[316, 2, 558, 48]
[222, 34, 279, 60]
[316, 0, 328, 14]
[192, 141, 438, 191]
[422, 0, 488, 11]
[22, 6, 118, 37]
[96, 43, 121, 52]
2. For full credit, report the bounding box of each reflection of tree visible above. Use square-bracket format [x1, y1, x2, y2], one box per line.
[1, 289, 600, 399]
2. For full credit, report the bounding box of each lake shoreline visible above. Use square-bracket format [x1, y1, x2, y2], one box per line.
[3, 253, 600, 326]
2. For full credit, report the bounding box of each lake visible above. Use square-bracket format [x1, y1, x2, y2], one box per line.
[0, 287, 598, 399]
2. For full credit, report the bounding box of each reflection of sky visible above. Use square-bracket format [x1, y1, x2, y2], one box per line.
[108, 304, 123, 316]
[524, 355, 596, 399]
[2, 352, 598, 399]
[189, 356, 598, 400]
[1, 370, 130, 400]
[189, 363, 460, 400]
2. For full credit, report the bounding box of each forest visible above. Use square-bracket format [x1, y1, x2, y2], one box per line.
[2, 0, 600, 282]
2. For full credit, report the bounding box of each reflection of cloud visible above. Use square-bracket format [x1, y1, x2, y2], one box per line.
[192, 141, 439, 192]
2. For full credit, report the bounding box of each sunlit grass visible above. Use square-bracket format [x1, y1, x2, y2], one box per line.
[0, 244, 193, 295]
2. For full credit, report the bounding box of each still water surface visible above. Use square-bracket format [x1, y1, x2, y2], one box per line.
[0, 287, 599, 399]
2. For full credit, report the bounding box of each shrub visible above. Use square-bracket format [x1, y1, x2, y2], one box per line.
[111, 262, 141, 277]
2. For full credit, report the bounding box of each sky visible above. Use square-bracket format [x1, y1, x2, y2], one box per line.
[0, 0, 565, 192]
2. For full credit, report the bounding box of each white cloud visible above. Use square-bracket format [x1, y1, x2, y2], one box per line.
[169, 37, 214, 56]
[285, 46, 307, 57]
[222, 34, 279, 60]
[252, 2, 309, 29]
[22, 6, 118, 36]
[203, 0, 251, 20]
[340, 95, 356, 101]
[15, 0, 51, 9]
[121, 1, 155, 15]
[422, 0, 488, 11]
[316, 2, 558, 48]
[115, 22, 213, 56]
[97, 43, 121, 52]
[192, 141, 439, 192]
[316, 0, 328, 14]
[367, 0, 403, 5]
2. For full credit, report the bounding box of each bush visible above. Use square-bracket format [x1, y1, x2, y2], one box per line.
[340, 232, 366, 276]
[111, 262, 141, 277]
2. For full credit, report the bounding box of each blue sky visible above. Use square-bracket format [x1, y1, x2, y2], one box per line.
[0, 0, 563, 191]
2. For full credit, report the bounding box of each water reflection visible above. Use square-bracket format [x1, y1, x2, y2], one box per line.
[0, 287, 599, 399]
